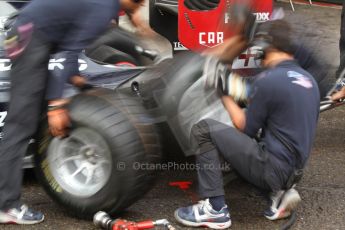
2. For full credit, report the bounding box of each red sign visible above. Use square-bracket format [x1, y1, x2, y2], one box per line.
[178, 0, 273, 52]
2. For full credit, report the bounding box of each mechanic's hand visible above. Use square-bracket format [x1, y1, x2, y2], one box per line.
[47, 100, 70, 137]
[70, 75, 93, 91]
[126, 7, 157, 38]
[70, 75, 86, 87]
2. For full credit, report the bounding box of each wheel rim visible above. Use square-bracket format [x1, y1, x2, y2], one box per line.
[47, 127, 112, 198]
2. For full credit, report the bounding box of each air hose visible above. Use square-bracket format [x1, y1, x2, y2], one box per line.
[280, 211, 297, 230]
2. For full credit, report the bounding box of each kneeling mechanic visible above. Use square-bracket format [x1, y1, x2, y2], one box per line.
[174, 20, 320, 229]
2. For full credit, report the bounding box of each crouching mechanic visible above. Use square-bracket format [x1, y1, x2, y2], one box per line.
[174, 20, 320, 229]
[0, 0, 145, 225]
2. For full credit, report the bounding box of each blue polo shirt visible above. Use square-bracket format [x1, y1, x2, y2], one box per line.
[244, 60, 320, 167]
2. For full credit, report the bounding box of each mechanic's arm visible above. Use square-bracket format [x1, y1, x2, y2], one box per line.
[46, 51, 83, 137]
[126, 7, 155, 37]
[46, 51, 82, 101]
[46, 10, 114, 137]
[222, 95, 246, 131]
[47, 5, 115, 95]
[222, 81, 269, 136]
[243, 82, 270, 137]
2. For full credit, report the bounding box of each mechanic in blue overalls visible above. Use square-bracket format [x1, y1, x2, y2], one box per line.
[174, 20, 320, 229]
[0, 0, 146, 225]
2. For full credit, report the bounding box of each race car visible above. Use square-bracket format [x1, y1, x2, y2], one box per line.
[0, 0, 340, 220]
[0, 1, 228, 219]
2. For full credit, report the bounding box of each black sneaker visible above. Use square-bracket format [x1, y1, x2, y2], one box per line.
[264, 188, 301, 221]
[0, 204, 44, 224]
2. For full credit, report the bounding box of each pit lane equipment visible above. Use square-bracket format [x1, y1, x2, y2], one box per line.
[93, 211, 176, 230]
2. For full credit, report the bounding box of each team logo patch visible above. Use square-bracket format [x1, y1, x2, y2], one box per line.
[287, 71, 313, 89]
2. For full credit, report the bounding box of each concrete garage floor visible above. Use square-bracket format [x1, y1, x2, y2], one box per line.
[3, 2, 345, 230]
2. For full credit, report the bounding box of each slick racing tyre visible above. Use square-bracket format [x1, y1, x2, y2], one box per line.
[34, 88, 161, 219]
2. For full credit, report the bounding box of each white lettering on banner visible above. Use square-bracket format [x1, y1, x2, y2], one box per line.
[0, 111, 7, 127]
[173, 42, 188, 51]
[224, 13, 230, 24]
[253, 12, 270, 22]
[199, 32, 224, 48]
[48, 58, 88, 71]
[224, 12, 270, 24]
[0, 59, 11, 72]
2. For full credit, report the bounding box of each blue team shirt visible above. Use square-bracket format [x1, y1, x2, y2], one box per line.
[244, 60, 320, 167]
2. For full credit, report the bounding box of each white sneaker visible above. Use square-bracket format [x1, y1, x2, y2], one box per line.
[0, 204, 44, 225]
[174, 199, 231, 229]
[264, 188, 301, 221]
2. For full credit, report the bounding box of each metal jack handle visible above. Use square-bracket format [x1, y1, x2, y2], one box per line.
[154, 219, 176, 230]
[94, 211, 114, 229]
[94, 211, 176, 230]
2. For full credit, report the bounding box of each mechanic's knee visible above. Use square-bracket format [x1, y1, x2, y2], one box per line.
[191, 119, 210, 137]
[190, 119, 216, 154]
[196, 148, 219, 163]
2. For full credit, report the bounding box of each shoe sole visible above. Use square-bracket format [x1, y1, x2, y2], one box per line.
[0, 214, 44, 225]
[265, 189, 301, 221]
[174, 210, 231, 229]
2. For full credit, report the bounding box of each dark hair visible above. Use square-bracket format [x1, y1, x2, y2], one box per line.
[255, 20, 294, 54]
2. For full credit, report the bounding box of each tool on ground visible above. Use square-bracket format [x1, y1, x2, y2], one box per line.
[93, 211, 176, 230]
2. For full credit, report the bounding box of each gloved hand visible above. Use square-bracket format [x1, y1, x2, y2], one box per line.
[203, 57, 252, 104]
[47, 100, 70, 137]
[225, 72, 251, 105]
[203, 57, 229, 94]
